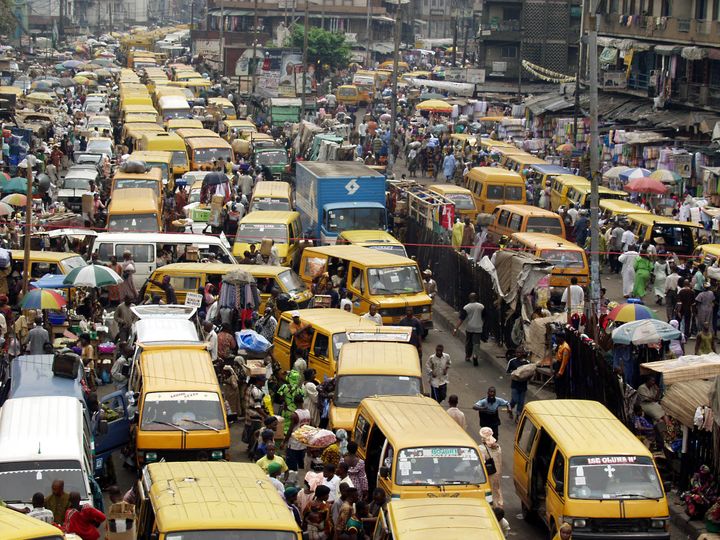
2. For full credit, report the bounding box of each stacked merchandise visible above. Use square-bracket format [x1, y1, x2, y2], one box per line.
[497, 118, 525, 140]
[553, 118, 589, 153]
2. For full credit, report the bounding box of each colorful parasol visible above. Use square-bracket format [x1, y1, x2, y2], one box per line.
[619, 167, 652, 182]
[416, 99, 453, 113]
[607, 302, 658, 324]
[62, 264, 123, 288]
[20, 288, 67, 310]
[611, 319, 681, 345]
[1, 193, 27, 206]
[649, 169, 682, 183]
[624, 177, 668, 195]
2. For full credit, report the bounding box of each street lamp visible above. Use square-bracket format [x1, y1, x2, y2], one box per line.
[386, 0, 410, 177]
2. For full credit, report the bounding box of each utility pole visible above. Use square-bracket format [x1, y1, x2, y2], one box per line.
[218, 0, 225, 75]
[588, 0, 601, 320]
[387, 0, 404, 176]
[301, 0, 309, 115]
[21, 164, 33, 295]
[252, 0, 259, 94]
[572, 0, 586, 145]
[451, 0, 457, 66]
[58, 0, 64, 42]
[461, 4, 469, 66]
[516, 25, 523, 100]
[365, 0, 371, 66]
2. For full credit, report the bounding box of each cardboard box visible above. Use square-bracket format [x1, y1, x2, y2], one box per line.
[242, 359, 267, 377]
[105, 502, 135, 540]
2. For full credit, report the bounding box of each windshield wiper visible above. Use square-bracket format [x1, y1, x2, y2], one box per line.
[442, 480, 471, 485]
[148, 420, 188, 433]
[181, 418, 220, 432]
[614, 493, 659, 500]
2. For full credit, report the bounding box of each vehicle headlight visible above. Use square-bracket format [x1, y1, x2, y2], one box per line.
[211, 450, 224, 460]
[572, 519, 587, 529]
[421, 305, 431, 313]
[144, 451, 158, 463]
[651, 518, 669, 530]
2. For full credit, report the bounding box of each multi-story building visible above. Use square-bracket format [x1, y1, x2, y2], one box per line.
[592, 0, 720, 111]
[475, 0, 581, 82]
[192, 0, 396, 75]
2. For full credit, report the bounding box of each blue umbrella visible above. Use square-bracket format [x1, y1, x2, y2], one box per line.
[31, 274, 72, 289]
[618, 167, 651, 182]
[611, 319, 680, 345]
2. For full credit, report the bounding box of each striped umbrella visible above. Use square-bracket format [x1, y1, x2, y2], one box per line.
[0, 202, 14, 216]
[20, 289, 67, 310]
[62, 264, 122, 288]
[619, 167, 652, 182]
[603, 166, 631, 181]
[607, 302, 657, 324]
[650, 169, 682, 184]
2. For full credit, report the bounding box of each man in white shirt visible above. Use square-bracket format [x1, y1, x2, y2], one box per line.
[322, 463, 341, 503]
[27, 493, 54, 524]
[446, 394, 467, 430]
[426, 344, 451, 403]
[566, 203, 579, 226]
[202, 320, 218, 361]
[621, 228, 636, 251]
[560, 277, 585, 314]
[361, 303, 383, 325]
[453, 292, 484, 366]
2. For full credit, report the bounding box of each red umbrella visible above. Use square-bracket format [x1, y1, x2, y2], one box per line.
[624, 177, 668, 194]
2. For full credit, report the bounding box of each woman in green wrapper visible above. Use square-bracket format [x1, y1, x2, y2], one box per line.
[632, 249, 653, 298]
[276, 369, 304, 433]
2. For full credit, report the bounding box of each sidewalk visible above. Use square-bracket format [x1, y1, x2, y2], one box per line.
[431, 295, 704, 540]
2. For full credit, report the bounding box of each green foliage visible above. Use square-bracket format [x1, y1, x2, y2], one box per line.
[289, 24, 351, 77]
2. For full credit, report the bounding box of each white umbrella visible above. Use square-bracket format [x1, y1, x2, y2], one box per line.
[62, 264, 123, 288]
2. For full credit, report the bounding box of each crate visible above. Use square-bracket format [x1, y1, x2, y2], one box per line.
[190, 207, 210, 222]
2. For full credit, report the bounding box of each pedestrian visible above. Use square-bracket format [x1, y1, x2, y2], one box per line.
[118, 251, 137, 302]
[695, 322, 716, 355]
[344, 441, 368, 501]
[113, 298, 136, 342]
[452, 292, 484, 366]
[63, 491, 106, 540]
[653, 255, 670, 305]
[303, 368, 321, 426]
[27, 492, 54, 524]
[553, 522, 573, 540]
[479, 426, 503, 508]
[285, 486, 303, 529]
[46, 479, 70, 525]
[426, 344, 451, 403]
[696, 283, 715, 330]
[506, 347, 531, 417]
[446, 394, 467, 430]
[289, 311, 313, 360]
[256, 442, 289, 476]
[618, 248, 639, 298]
[553, 334, 572, 398]
[472, 387, 512, 438]
[632, 249, 653, 298]
[677, 279, 696, 336]
[243, 376, 268, 454]
[693, 263, 707, 293]
[256, 307, 278, 341]
[148, 275, 177, 304]
[560, 277, 584, 318]
[283, 395, 311, 472]
[202, 321, 218, 361]
[398, 307, 426, 357]
[360, 303, 383, 325]
[267, 461, 286, 497]
[26, 317, 50, 355]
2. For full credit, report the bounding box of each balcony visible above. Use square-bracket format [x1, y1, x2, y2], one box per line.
[476, 18, 521, 41]
[191, 29, 271, 45]
[596, 14, 720, 47]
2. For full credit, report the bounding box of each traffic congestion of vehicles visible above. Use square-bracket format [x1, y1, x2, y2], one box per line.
[0, 19, 709, 540]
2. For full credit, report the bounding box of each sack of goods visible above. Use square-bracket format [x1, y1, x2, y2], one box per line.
[511, 362, 537, 381]
[120, 160, 148, 173]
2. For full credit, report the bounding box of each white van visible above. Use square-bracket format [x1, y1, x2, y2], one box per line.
[92, 232, 237, 288]
[0, 396, 94, 511]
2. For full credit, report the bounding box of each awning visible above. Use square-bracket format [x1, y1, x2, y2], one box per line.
[524, 93, 574, 116]
[207, 8, 252, 16]
[370, 43, 394, 54]
[372, 15, 395, 23]
[654, 44, 681, 56]
[682, 46, 707, 60]
[661, 379, 713, 428]
[621, 131, 670, 145]
[640, 353, 720, 385]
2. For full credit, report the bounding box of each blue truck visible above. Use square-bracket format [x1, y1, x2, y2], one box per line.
[295, 161, 388, 244]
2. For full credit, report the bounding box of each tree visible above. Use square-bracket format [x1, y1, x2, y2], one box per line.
[289, 25, 351, 80]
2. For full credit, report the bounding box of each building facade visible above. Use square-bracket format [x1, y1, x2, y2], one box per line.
[475, 0, 581, 82]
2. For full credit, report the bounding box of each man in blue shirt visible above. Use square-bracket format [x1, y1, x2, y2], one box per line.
[473, 386, 512, 438]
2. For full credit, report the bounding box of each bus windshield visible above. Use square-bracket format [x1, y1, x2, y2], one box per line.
[140, 391, 225, 431]
[396, 447, 486, 486]
[195, 147, 232, 163]
[335, 375, 422, 407]
[236, 223, 288, 244]
[527, 217, 563, 236]
[368, 266, 423, 294]
[568, 456, 663, 500]
[108, 214, 159, 233]
[0, 460, 88, 502]
[325, 207, 387, 233]
[540, 249, 585, 268]
[444, 193, 475, 210]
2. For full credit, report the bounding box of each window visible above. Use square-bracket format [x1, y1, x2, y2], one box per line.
[503, 6, 521, 19]
[509, 214, 523, 231]
[169, 276, 199, 291]
[497, 210, 510, 227]
[277, 319, 292, 341]
[505, 186, 524, 201]
[517, 417, 538, 455]
[552, 451, 566, 485]
[97, 243, 113, 261]
[355, 414, 371, 447]
[501, 46, 518, 58]
[32, 263, 59, 278]
[116, 243, 154, 263]
[313, 332, 329, 358]
[487, 185, 504, 199]
[350, 266, 364, 293]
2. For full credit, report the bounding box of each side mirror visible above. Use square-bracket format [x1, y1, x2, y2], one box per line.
[97, 419, 108, 435]
[555, 481, 564, 495]
[379, 466, 391, 479]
